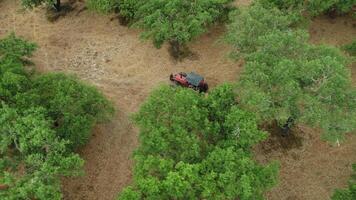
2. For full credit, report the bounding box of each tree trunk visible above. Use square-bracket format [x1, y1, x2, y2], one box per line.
[54, 0, 61, 12]
[281, 117, 294, 136]
[169, 40, 181, 59]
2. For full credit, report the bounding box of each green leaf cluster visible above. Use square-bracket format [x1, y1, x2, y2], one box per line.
[132, 0, 233, 48]
[225, 3, 356, 143]
[225, 3, 293, 59]
[87, 0, 120, 13]
[343, 40, 356, 56]
[0, 34, 114, 199]
[118, 84, 279, 200]
[21, 0, 60, 10]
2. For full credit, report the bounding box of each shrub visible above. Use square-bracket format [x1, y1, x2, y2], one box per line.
[225, 2, 293, 59]
[259, 0, 356, 16]
[21, 0, 62, 11]
[86, 0, 119, 13]
[343, 40, 356, 56]
[241, 31, 356, 142]
[18, 73, 114, 149]
[134, 0, 233, 53]
[118, 85, 278, 200]
[0, 34, 114, 199]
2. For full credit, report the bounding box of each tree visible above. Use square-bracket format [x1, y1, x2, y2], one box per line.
[17, 73, 114, 149]
[21, 0, 62, 11]
[332, 164, 356, 200]
[88, 0, 233, 58]
[0, 33, 36, 103]
[259, 0, 356, 17]
[133, 0, 233, 57]
[307, 0, 356, 16]
[225, 2, 356, 142]
[0, 34, 114, 199]
[118, 85, 278, 200]
[230, 29, 356, 142]
[0, 105, 83, 200]
[343, 40, 356, 56]
[86, 0, 119, 14]
[225, 2, 293, 59]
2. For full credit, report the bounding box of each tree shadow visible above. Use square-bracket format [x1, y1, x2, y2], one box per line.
[259, 122, 304, 154]
[46, 2, 75, 22]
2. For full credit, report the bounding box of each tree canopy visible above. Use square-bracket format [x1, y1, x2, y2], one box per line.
[259, 0, 356, 16]
[118, 84, 278, 200]
[131, 0, 233, 49]
[225, 3, 356, 142]
[225, 3, 293, 59]
[0, 34, 114, 199]
[88, 0, 233, 57]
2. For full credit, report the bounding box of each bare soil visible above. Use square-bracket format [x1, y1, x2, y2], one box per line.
[0, 1, 355, 200]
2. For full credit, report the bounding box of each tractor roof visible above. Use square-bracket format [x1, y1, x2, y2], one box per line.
[186, 72, 203, 87]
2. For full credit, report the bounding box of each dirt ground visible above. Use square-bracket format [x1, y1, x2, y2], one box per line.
[0, 0, 355, 200]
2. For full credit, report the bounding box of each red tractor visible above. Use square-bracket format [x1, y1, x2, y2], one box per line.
[170, 72, 209, 93]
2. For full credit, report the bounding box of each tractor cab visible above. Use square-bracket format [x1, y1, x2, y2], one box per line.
[170, 72, 208, 93]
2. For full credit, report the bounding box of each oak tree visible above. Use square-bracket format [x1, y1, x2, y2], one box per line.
[0, 34, 114, 199]
[118, 85, 278, 200]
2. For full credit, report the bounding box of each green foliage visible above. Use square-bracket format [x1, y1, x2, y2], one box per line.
[332, 164, 356, 200]
[89, 0, 233, 51]
[226, 4, 356, 142]
[118, 0, 143, 22]
[87, 0, 119, 13]
[0, 34, 113, 199]
[343, 40, 356, 56]
[133, 0, 233, 49]
[260, 0, 356, 16]
[225, 3, 293, 59]
[0, 33, 37, 62]
[259, 0, 304, 10]
[88, 0, 141, 22]
[21, 0, 61, 10]
[18, 73, 114, 149]
[0, 105, 83, 200]
[0, 33, 36, 103]
[118, 85, 278, 200]
[307, 0, 356, 16]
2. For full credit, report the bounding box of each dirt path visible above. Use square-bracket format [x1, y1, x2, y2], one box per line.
[0, 1, 355, 200]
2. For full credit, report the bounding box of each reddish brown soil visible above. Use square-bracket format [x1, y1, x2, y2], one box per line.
[0, 1, 355, 200]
